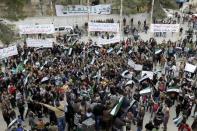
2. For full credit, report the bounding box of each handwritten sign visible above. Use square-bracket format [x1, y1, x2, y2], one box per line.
[141, 71, 154, 79]
[0, 45, 18, 59]
[26, 38, 53, 48]
[88, 22, 119, 32]
[19, 24, 55, 34]
[150, 24, 180, 32]
[184, 63, 197, 73]
[55, 4, 111, 16]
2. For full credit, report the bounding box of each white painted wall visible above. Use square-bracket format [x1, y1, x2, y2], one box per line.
[14, 13, 149, 27]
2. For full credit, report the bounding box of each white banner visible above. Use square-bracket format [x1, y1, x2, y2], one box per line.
[134, 64, 143, 71]
[26, 39, 53, 48]
[55, 4, 111, 16]
[19, 24, 55, 34]
[141, 71, 154, 80]
[98, 34, 120, 45]
[150, 24, 180, 32]
[88, 22, 119, 32]
[0, 45, 18, 59]
[184, 63, 196, 73]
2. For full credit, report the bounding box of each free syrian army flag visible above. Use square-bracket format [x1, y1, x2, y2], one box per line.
[139, 75, 149, 83]
[41, 77, 49, 83]
[140, 87, 152, 95]
[155, 49, 162, 55]
[8, 118, 17, 128]
[125, 80, 135, 86]
[167, 88, 180, 93]
[110, 96, 124, 116]
[121, 70, 133, 79]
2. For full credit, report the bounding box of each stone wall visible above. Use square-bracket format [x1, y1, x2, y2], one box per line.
[30, 0, 40, 5]
[14, 13, 149, 28]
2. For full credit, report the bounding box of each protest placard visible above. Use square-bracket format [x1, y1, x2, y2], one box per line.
[19, 24, 55, 34]
[88, 22, 119, 32]
[0, 45, 18, 59]
[141, 71, 154, 79]
[150, 24, 180, 32]
[134, 64, 143, 71]
[97, 34, 120, 45]
[184, 63, 196, 73]
[26, 38, 53, 48]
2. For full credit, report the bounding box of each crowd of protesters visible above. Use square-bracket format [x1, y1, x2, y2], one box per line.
[0, 11, 197, 131]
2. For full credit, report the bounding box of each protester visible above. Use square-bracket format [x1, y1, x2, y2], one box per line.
[191, 117, 197, 131]
[145, 120, 154, 131]
[178, 118, 192, 131]
[163, 104, 170, 131]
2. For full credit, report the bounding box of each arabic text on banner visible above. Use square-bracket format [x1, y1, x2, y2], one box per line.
[97, 34, 120, 45]
[26, 38, 53, 48]
[0, 45, 18, 59]
[150, 24, 180, 32]
[19, 24, 55, 34]
[55, 4, 111, 16]
[88, 22, 120, 32]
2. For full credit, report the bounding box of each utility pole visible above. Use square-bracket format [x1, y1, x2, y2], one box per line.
[150, 0, 155, 26]
[120, 0, 123, 41]
[150, 0, 155, 40]
[50, 0, 54, 16]
[51, 0, 55, 25]
[150, 0, 155, 72]
[87, 0, 90, 38]
[40, 0, 44, 16]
